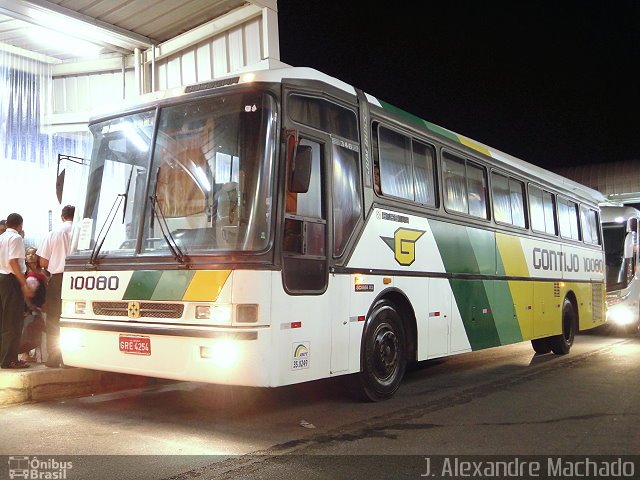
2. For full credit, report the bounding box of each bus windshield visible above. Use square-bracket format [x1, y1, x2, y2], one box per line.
[603, 224, 628, 290]
[73, 91, 276, 259]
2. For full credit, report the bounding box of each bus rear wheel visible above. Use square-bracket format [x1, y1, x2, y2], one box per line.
[531, 338, 551, 354]
[358, 300, 407, 402]
[550, 298, 576, 355]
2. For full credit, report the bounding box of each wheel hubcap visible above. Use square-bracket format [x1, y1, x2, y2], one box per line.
[373, 323, 398, 381]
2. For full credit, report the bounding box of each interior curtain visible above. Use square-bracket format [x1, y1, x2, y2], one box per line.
[0, 49, 55, 246]
[0, 50, 52, 168]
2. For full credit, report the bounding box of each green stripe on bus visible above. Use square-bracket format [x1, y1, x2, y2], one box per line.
[467, 228, 496, 276]
[377, 99, 460, 143]
[450, 279, 501, 350]
[430, 220, 480, 274]
[424, 121, 459, 143]
[488, 280, 523, 344]
[151, 271, 196, 301]
[123, 271, 163, 300]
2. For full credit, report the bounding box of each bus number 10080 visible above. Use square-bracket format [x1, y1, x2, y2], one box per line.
[69, 275, 120, 291]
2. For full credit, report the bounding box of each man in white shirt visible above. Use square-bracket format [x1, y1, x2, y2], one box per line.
[0, 213, 33, 369]
[37, 205, 75, 368]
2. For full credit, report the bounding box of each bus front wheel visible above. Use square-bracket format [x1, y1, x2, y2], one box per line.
[359, 300, 407, 402]
[550, 299, 577, 355]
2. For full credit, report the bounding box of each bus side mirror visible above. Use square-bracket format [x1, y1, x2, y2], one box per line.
[289, 145, 312, 193]
[56, 154, 87, 204]
[56, 169, 66, 204]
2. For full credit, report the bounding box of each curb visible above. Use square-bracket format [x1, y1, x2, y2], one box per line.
[0, 364, 163, 407]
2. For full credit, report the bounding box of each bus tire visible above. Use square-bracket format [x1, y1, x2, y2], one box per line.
[359, 300, 407, 402]
[550, 298, 576, 355]
[531, 338, 551, 354]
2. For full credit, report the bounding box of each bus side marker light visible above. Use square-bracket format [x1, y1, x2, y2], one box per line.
[354, 274, 365, 285]
[236, 304, 258, 323]
[383, 277, 392, 284]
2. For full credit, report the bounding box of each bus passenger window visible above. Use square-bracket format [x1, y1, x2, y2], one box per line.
[443, 151, 487, 219]
[542, 191, 557, 235]
[467, 163, 488, 219]
[492, 173, 526, 228]
[529, 185, 557, 235]
[413, 141, 436, 206]
[510, 179, 526, 228]
[558, 197, 580, 240]
[443, 153, 468, 214]
[378, 126, 413, 200]
[581, 206, 600, 245]
[492, 173, 512, 224]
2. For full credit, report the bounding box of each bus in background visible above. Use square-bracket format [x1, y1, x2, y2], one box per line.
[601, 205, 640, 334]
[58, 66, 606, 401]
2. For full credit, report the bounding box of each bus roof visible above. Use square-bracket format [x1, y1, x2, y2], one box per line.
[601, 205, 640, 224]
[92, 64, 606, 205]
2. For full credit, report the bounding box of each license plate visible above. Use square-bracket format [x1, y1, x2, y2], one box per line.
[119, 335, 151, 355]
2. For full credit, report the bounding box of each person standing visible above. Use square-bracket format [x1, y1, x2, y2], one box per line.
[0, 213, 33, 369]
[37, 205, 75, 368]
[0, 220, 6, 235]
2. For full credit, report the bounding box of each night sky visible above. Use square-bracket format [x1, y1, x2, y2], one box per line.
[277, 1, 639, 171]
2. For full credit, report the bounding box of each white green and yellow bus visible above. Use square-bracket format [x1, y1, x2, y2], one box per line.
[601, 205, 640, 333]
[60, 66, 606, 401]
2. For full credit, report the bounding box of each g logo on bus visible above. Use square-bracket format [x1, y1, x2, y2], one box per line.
[381, 228, 425, 266]
[127, 301, 141, 319]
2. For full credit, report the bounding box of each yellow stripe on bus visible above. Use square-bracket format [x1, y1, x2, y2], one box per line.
[496, 234, 529, 277]
[458, 136, 491, 157]
[182, 270, 232, 301]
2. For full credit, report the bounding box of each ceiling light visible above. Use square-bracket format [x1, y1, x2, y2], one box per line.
[28, 25, 102, 57]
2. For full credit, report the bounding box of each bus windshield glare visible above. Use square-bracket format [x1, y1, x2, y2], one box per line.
[73, 91, 276, 259]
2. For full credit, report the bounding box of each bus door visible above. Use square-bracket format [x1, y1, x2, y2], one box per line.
[281, 132, 351, 373]
[281, 89, 362, 375]
[282, 136, 328, 294]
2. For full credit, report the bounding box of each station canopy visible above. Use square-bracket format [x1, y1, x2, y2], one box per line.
[0, 0, 253, 63]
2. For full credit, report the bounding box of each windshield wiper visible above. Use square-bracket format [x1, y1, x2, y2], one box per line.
[89, 193, 125, 265]
[149, 194, 186, 263]
[121, 166, 135, 223]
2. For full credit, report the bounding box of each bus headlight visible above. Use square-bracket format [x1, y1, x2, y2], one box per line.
[60, 329, 84, 352]
[195, 305, 211, 319]
[199, 339, 238, 368]
[195, 305, 231, 324]
[607, 305, 636, 326]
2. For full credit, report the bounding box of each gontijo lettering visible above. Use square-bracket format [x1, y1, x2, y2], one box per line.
[532, 248, 603, 273]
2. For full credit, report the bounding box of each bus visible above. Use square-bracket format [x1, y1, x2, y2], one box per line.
[601, 205, 640, 333]
[59, 66, 606, 401]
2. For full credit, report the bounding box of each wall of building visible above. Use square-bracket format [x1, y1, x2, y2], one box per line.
[0, 2, 280, 245]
